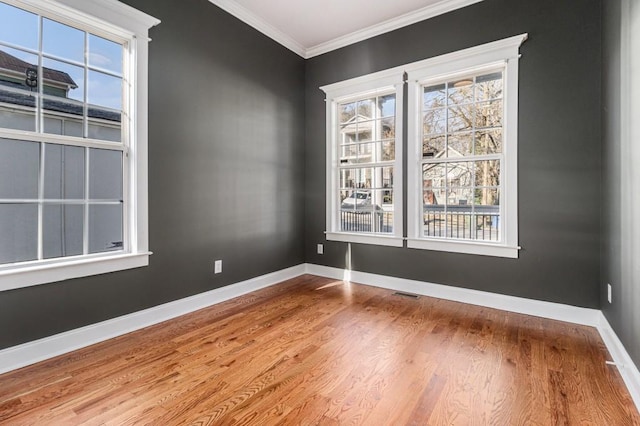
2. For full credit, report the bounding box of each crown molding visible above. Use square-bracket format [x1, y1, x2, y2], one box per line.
[207, 0, 306, 57]
[207, 0, 484, 59]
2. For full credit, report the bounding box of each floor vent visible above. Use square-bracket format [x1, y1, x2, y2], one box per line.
[393, 291, 419, 299]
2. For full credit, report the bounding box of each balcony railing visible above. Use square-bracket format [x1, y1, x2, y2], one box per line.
[423, 204, 499, 241]
[340, 206, 393, 233]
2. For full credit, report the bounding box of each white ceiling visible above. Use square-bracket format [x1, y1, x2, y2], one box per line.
[208, 0, 483, 58]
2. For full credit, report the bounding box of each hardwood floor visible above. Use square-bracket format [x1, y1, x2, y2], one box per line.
[0, 274, 638, 425]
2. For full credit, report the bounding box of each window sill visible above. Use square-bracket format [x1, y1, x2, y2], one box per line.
[407, 238, 519, 258]
[326, 232, 403, 247]
[0, 252, 152, 292]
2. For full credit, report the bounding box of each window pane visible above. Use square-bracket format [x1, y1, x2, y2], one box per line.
[448, 132, 473, 156]
[339, 102, 356, 124]
[0, 47, 38, 132]
[475, 160, 500, 187]
[475, 129, 502, 155]
[88, 70, 122, 111]
[422, 163, 445, 186]
[381, 117, 395, 139]
[423, 108, 445, 135]
[89, 148, 122, 200]
[89, 204, 122, 253]
[356, 98, 375, 120]
[378, 94, 395, 118]
[446, 162, 473, 187]
[448, 79, 474, 104]
[0, 3, 38, 50]
[42, 18, 85, 64]
[355, 121, 372, 142]
[44, 144, 85, 199]
[381, 140, 395, 161]
[423, 84, 446, 109]
[0, 138, 40, 199]
[0, 203, 38, 264]
[42, 58, 84, 102]
[423, 135, 445, 158]
[474, 187, 500, 242]
[475, 100, 503, 129]
[43, 204, 83, 259]
[88, 34, 123, 75]
[475, 72, 503, 102]
[447, 105, 473, 132]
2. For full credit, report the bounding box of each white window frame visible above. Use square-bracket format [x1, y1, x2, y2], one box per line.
[321, 69, 404, 247]
[0, 0, 159, 292]
[406, 34, 527, 258]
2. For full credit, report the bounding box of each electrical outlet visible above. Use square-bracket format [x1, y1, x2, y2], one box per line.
[317, 244, 324, 255]
[214, 260, 222, 274]
[607, 283, 612, 304]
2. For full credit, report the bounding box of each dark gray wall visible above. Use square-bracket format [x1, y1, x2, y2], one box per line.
[305, 0, 602, 308]
[602, 0, 640, 368]
[0, 0, 305, 349]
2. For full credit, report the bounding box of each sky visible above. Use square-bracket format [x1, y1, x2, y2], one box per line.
[0, 1, 123, 111]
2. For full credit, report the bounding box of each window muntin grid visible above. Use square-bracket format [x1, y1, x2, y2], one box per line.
[337, 91, 396, 235]
[420, 70, 504, 242]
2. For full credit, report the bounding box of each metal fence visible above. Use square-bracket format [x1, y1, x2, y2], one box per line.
[340, 207, 393, 233]
[423, 205, 499, 241]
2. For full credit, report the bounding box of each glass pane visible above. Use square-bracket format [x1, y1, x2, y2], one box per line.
[378, 94, 395, 118]
[0, 3, 38, 50]
[423, 108, 445, 135]
[88, 34, 123, 75]
[446, 162, 473, 187]
[422, 163, 445, 186]
[447, 105, 473, 132]
[0, 138, 40, 199]
[475, 129, 502, 155]
[422, 189, 445, 238]
[340, 189, 371, 210]
[88, 119, 121, 143]
[381, 117, 395, 139]
[0, 47, 38, 131]
[382, 188, 393, 205]
[423, 135, 445, 158]
[475, 160, 500, 187]
[446, 188, 474, 206]
[89, 148, 122, 200]
[43, 204, 83, 259]
[356, 98, 375, 120]
[339, 144, 358, 165]
[381, 140, 394, 161]
[448, 132, 473, 156]
[44, 144, 85, 199]
[88, 70, 122, 111]
[340, 168, 356, 189]
[475, 100, 503, 129]
[42, 58, 84, 102]
[474, 188, 500, 242]
[42, 18, 85, 64]
[0, 203, 37, 264]
[339, 102, 356, 124]
[448, 79, 474, 104]
[423, 84, 446, 110]
[89, 204, 123, 253]
[475, 72, 503, 102]
[355, 143, 373, 163]
[355, 121, 372, 142]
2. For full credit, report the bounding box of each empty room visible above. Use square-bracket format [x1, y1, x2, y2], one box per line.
[0, 0, 639, 424]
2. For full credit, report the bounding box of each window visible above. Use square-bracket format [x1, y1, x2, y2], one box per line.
[0, 0, 159, 291]
[407, 34, 526, 257]
[321, 34, 526, 256]
[321, 70, 404, 247]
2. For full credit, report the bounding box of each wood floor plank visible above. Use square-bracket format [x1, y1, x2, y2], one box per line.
[0, 274, 638, 425]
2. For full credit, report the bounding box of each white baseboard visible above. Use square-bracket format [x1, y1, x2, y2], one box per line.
[597, 313, 640, 410]
[0, 264, 305, 375]
[305, 263, 640, 413]
[305, 264, 602, 326]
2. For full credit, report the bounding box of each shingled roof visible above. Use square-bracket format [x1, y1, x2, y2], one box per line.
[0, 49, 77, 88]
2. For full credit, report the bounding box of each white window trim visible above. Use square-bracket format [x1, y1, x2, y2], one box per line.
[321, 69, 404, 247]
[406, 34, 527, 258]
[0, 0, 159, 292]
